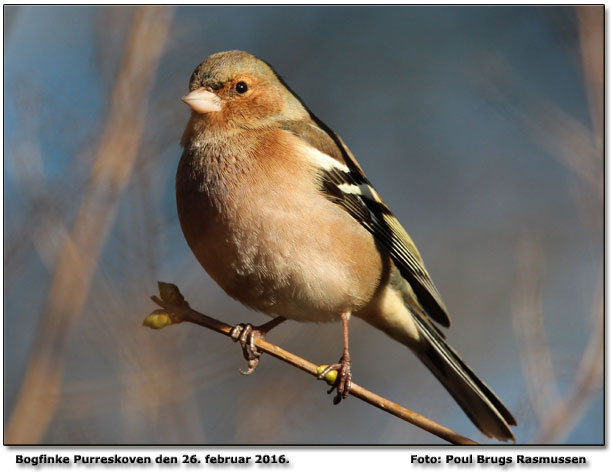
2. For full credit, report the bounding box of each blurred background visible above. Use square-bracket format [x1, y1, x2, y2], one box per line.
[4, 6, 603, 445]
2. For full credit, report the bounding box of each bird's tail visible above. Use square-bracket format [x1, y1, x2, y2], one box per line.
[412, 312, 516, 441]
[365, 299, 516, 441]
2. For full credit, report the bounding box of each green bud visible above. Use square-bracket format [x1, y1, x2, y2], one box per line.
[143, 309, 174, 329]
[316, 365, 338, 385]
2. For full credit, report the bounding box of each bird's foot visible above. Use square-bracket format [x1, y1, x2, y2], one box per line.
[318, 353, 352, 405]
[230, 317, 285, 375]
[230, 323, 264, 375]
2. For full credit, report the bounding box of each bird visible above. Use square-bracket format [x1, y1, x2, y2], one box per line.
[176, 50, 516, 441]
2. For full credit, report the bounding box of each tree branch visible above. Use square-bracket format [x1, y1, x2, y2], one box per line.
[145, 282, 478, 446]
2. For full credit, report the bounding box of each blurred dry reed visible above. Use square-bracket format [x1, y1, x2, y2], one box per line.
[6, 6, 175, 444]
[510, 6, 602, 444]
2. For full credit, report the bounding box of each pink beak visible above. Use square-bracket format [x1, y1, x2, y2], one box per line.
[181, 87, 222, 114]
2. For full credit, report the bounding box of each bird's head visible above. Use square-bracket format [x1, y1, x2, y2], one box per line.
[182, 51, 307, 134]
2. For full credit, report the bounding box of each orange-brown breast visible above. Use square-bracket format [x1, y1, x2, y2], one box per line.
[177, 127, 388, 322]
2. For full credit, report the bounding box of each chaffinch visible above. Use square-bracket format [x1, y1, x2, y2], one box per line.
[177, 50, 516, 441]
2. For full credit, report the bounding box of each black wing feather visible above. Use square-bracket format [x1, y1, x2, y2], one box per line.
[318, 166, 451, 328]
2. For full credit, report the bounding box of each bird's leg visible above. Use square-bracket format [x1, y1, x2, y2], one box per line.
[230, 316, 286, 375]
[318, 312, 352, 404]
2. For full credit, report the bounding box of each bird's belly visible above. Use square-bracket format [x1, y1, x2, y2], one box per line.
[179, 190, 384, 322]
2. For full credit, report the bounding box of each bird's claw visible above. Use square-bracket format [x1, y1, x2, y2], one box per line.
[230, 323, 263, 375]
[318, 354, 352, 404]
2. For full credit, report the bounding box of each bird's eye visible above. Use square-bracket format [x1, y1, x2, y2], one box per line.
[235, 81, 249, 94]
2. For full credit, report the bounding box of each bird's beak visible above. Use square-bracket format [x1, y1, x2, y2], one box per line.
[181, 87, 222, 114]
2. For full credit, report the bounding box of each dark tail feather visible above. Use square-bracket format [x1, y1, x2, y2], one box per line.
[412, 314, 517, 441]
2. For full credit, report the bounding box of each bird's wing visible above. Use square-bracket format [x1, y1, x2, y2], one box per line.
[280, 119, 451, 328]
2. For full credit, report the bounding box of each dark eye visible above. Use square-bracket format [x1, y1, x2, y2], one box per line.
[235, 81, 248, 94]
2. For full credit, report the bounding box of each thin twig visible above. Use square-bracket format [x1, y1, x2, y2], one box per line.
[147, 283, 478, 446]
